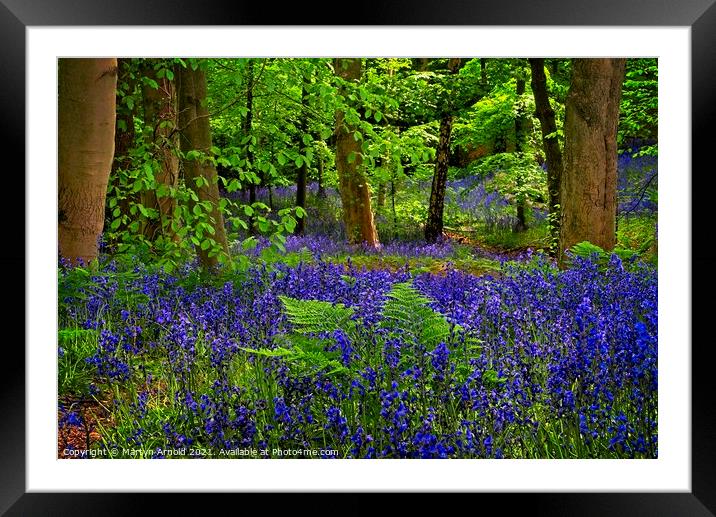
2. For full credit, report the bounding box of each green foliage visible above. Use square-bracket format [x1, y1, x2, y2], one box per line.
[380, 282, 451, 349]
[568, 240, 653, 269]
[242, 337, 349, 377]
[619, 58, 658, 148]
[241, 296, 357, 377]
[479, 153, 547, 204]
[482, 368, 508, 388]
[106, 58, 305, 273]
[478, 223, 551, 251]
[617, 215, 658, 265]
[465, 152, 548, 230]
[58, 265, 99, 308]
[58, 328, 98, 396]
[102, 56, 657, 273]
[278, 296, 355, 335]
[452, 60, 539, 157]
[261, 281, 455, 382]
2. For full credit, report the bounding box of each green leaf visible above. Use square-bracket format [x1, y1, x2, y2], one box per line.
[273, 240, 286, 253]
[295, 156, 303, 168]
[227, 179, 241, 193]
[277, 153, 287, 166]
[156, 184, 170, 198]
[241, 237, 258, 250]
[240, 346, 295, 358]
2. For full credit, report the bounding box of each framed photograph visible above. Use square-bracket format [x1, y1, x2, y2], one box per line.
[7, 0, 715, 513]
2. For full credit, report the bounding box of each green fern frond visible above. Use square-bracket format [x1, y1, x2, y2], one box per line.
[381, 281, 451, 348]
[278, 295, 355, 335]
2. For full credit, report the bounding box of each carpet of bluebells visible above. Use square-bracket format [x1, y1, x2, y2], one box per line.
[58, 249, 657, 459]
[58, 148, 657, 459]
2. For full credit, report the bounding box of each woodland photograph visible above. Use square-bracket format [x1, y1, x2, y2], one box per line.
[57, 57, 657, 459]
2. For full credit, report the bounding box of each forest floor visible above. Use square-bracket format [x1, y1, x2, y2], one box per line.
[57, 221, 657, 459]
[56, 232, 532, 457]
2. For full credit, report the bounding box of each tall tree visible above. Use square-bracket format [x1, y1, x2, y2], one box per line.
[529, 57, 564, 246]
[559, 58, 626, 266]
[480, 58, 488, 88]
[58, 58, 118, 265]
[425, 57, 461, 243]
[513, 63, 529, 233]
[333, 58, 380, 247]
[296, 78, 309, 235]
[176, 62, 229, 269]
[141, 59, 179, 242]
[243, 59, 257, 233]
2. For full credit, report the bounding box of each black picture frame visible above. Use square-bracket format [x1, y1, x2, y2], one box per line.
[5, 1, 715, 514]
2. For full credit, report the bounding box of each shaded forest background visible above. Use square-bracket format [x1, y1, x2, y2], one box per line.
[57, 57, 657, 271]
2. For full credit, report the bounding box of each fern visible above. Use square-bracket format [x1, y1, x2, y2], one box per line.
[275, 283, 452, 375]
[569, 240, 644, 269]
[380, 281, 451, 349]
[278, 296, 355, 335]
[241, 335, 349, 377]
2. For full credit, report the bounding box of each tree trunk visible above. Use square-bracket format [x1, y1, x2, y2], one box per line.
[377, 181, 386, 207]
[107, 58, 136, 238]
[558, 58, 626, 267]
[58, 58, 117, 265]
[480, 58, 488, 88]
[529, 58, 564, 246]
[425, 57, 461, 243]
[317, 154, 326, 198]
[141, 59, 179, 243]
[390, 178, 397, 226]
[296, 81, 309, 235]
[333, 58, 379, 247]
[243, 59, 256, 233]
[176, 62, 229, 269]
[513, 74, 528, 233]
